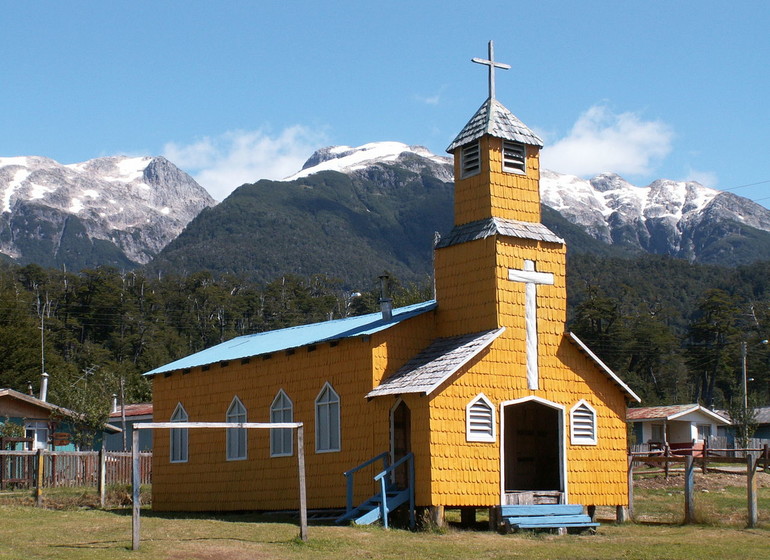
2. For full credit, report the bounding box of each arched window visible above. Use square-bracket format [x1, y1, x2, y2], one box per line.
[270, 390, 294, 457]
[170, 403, 188, 463]
[315, 383, 340, 453]
[570, 400, 597, 445]
[226, 397, 247, 460]
[466, 393, 495, 442]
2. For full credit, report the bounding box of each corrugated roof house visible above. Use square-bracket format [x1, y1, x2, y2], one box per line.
[627, 404, 730, 453]
[146, 42, 640, 524]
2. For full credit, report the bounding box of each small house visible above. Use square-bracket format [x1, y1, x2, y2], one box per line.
[145, 43, 640, 524]
[105, 402, 153, 452]
[0, 387, 120, 451]
[627, 404, 730, 455]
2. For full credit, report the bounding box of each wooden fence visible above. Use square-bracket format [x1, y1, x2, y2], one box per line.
[628, 447, 767, 527]
[0, 450, 152, 489]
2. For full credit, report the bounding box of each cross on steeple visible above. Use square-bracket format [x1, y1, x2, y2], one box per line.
[472, 40, 511, 101]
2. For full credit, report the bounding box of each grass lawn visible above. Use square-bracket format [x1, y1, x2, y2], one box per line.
[0, 474, 767, 560]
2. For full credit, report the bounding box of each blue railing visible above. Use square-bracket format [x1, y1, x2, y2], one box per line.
[341, 451, 415, 529]
[342, 451, 390, 514]
[373, 452, 414, 529]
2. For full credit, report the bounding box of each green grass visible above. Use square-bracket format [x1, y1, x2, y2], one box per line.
[0, 480, 768, 560]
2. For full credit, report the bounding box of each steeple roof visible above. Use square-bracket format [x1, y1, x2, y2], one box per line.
[446, 97, 544, 153]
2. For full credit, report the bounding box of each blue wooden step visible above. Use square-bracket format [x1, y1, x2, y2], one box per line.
[498, 504, 599, 533]
[335, 488, 410, 525]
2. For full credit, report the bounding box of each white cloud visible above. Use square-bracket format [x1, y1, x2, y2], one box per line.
[541, 105, 673, 178]
[163, 126, 328, 201]
[682, 168, 718, 188]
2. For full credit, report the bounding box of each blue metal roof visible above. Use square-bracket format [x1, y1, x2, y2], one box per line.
[144, 300, 437, 377]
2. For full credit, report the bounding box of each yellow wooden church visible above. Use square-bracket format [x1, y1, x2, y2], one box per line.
[146, 42, 640, 526]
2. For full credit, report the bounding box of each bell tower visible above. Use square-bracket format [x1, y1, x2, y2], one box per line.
[446, 41, 544, 226]
[435, 42, 567, 386]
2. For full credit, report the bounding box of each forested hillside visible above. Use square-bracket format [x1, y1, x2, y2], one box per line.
[2, 254, 769, 433]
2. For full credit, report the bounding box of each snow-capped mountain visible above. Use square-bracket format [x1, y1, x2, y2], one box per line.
[293, 142, 770, 264]
[285, 142, 454, 183]
[0, 155, 215, 269]
[540, 170, 770, 260]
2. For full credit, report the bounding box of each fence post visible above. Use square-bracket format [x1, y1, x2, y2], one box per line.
[35, 449, 45, 507]
[98, 447, 106, 508]
[626, 454, 634, 522]
[297, 425, 308, 542]
[701, 438, 708, 474]
[747, 452, 757, 528]
[132, 430, 141, 551]
[684, 455, 695, 524]
[763, 444, 769, 471]
[664, 444, 670, 480]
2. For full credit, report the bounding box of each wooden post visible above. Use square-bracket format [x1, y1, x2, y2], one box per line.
[35, 448, 44, 507]
[626, 454, 634, 522]
[98, 447, 106, 508]
[616, 505, 628, 523]
[763, 443, 769, 471]
[684, 455, 695, 524]
[460, 507, 476, 526]
[701, 438, 708, 474]
[132, 429, 141, 551]
[747, 452, 757, 528]
[488, 506, 499, 532]
[664, 444, 670, 480]
[297, 425, 308, 542]
[429, 506, 445, 528]
[587, 505, 597, 522]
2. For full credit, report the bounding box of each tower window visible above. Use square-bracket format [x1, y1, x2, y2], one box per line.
[461, 142, 481, 178]
[502, 140, 526, 174]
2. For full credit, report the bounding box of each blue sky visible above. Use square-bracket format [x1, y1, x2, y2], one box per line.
[3, 1, 770, 207]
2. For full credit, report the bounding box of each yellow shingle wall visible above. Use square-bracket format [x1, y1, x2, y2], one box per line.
[423, 237, 629, 507]
[151, 313, 441, 513]
[434, 237, 499, 337]
[452, 137, 541, 225]
[152, 337, 379, 512]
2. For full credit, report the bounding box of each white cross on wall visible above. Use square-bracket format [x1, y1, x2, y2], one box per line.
[472, 40, 511, 101]
[508, 260, 554, 390]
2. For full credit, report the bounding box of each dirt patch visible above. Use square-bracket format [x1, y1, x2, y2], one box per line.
[634, 470, 770, 491]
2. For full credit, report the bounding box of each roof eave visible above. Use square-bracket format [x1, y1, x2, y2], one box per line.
[568, 332, 641, 403]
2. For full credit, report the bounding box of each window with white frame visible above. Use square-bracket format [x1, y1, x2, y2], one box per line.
[466, 393, 495, 442]
[25, 421, 49, 450]
[315, 382, 340, 453]
[226, 397, 247, 460]
[502, 140, 526, 173]
[570, 400, 597, 445]
[270, 389, 294, 457]
[170, 403, 188, 463]
[461, 141, 481, 178]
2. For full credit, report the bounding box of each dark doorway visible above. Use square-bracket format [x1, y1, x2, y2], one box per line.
[391, 400, 411, 488]
[503, 400, 561, 492]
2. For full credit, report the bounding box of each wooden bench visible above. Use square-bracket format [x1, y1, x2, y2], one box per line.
[498, 504, 599, 533]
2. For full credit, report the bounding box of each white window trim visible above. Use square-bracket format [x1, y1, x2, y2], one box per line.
[315, 382, 341, 453]
[461, 141, 481, 178]
[466, 393, 496, 442]
[570, 400, 598, 446]
[25, 421, 49, 450]
[170, 403, 189, 463]
[226, 396, 248, 461]
[502, 140, 526, 174]
[270, 389, 294, 458]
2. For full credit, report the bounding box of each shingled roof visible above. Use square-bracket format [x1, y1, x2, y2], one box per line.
[367, 328, 504, 398]
[436, 217, 564, 249]
[446, 97, 544, 153]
